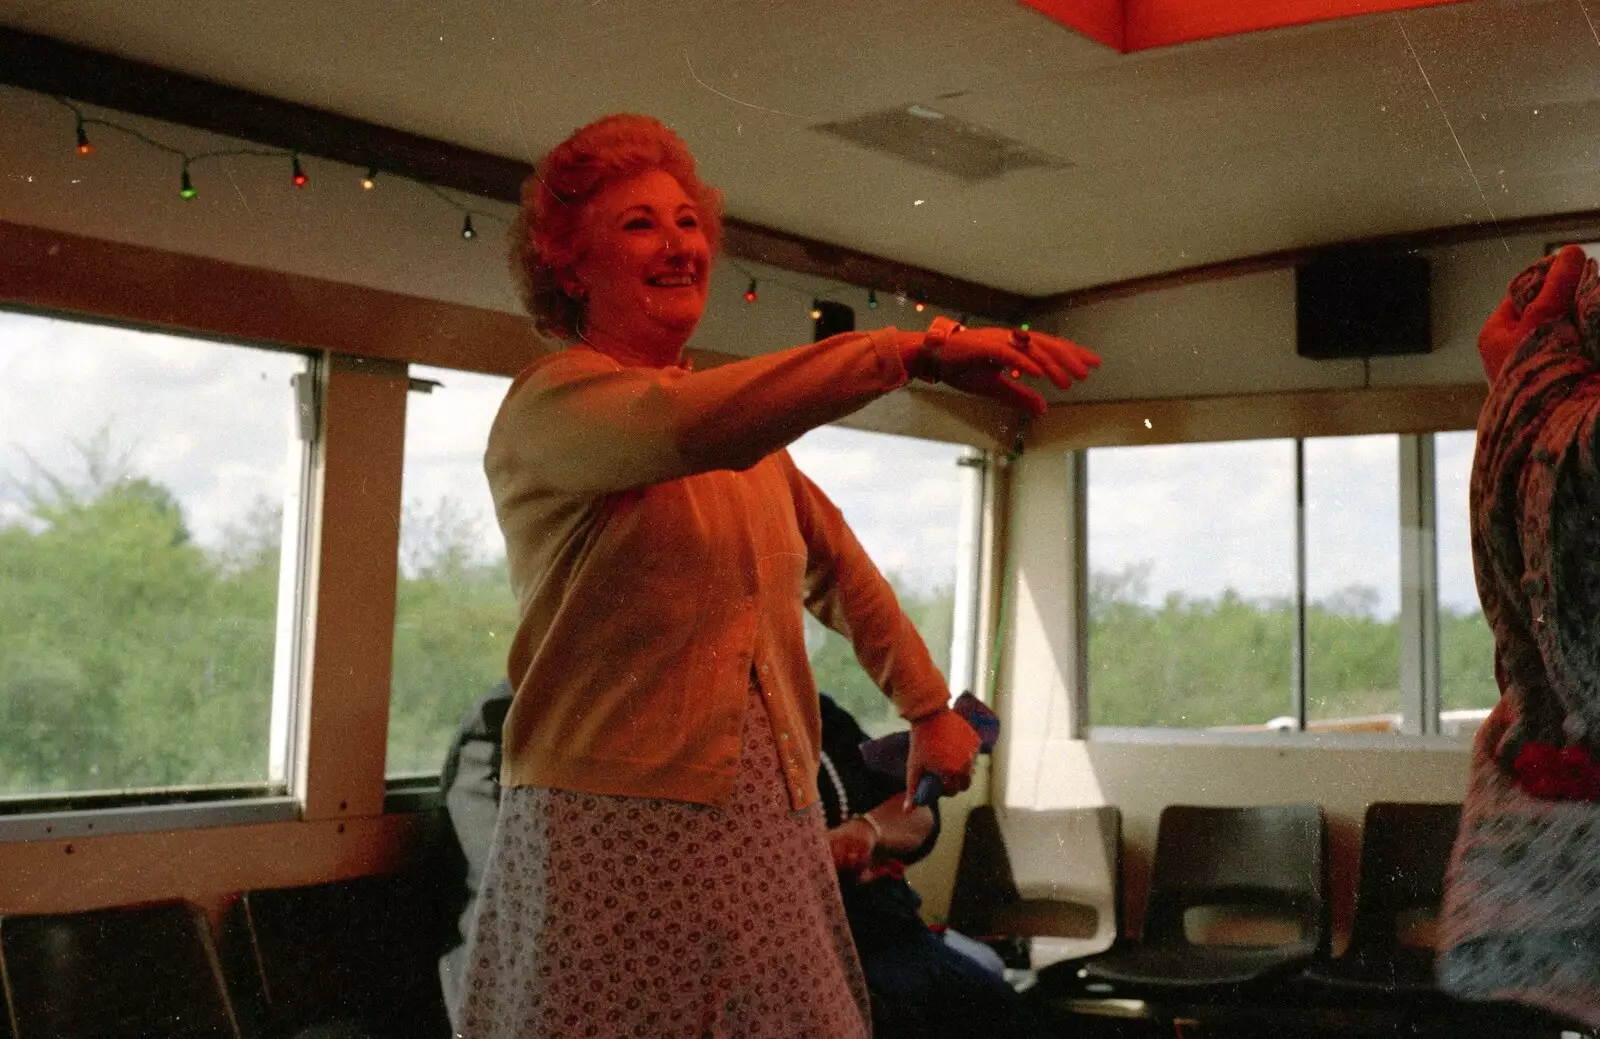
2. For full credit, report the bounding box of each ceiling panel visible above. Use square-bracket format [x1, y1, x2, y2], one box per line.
[2, 0, 1596, 295]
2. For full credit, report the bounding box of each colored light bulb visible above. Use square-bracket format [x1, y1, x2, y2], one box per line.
[179, 168, 197, 200]
[867, 289, 878, 310]
[744, 278, 758, 303]
[75, 123, 93, 156]
[461, 214, 477, 240]
[361, 167, 377, 191]
[291, 156, 308, 187]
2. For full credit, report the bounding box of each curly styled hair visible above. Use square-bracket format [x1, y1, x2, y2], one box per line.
[509, 114, 724, 341]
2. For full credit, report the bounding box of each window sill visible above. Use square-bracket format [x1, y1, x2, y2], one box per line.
[0, 794, 299, 843]
[1085, 726, 1474, 752]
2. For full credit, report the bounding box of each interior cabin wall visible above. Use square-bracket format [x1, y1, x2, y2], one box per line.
[995, 229, 1600, 944]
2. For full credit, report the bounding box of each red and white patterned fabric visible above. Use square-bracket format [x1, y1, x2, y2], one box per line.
[457, 681, 871, 1039]
[1438, 252, 1600, 1027]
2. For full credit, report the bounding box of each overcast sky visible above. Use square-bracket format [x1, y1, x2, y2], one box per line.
[1, 308, 1479, 615]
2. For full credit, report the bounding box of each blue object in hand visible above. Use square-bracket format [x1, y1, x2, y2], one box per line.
[913, 771, 943, 807]
[857, 692, 1001, 805]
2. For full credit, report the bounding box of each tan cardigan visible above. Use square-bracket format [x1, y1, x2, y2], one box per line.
[483, 329, 951, 809]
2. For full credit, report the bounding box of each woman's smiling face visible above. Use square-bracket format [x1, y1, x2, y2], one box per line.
[570, 168, 712, 359]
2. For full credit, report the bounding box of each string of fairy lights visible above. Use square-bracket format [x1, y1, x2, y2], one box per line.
[37, 89, 1029, 328]
[47, 92, 505, 241]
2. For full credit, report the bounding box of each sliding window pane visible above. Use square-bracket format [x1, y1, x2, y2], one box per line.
[387, 366, 517, 778]
[790, 427, 978, 738]
[1436, 430, 1496, 732]
[0, 311, 308, 798]
[1087, 440, 1296, 729]
[1303, 435, 1401, 730]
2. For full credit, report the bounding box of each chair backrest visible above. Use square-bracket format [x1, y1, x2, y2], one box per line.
[230, 872, 452, 1037]
[947, 805, 1019, 937]
[1000, 805, 1122, 951]
[1144, 803, 1328, 957]
[0, 900, 239, 1039]
[1344, 802, 1462, 958]
[947, 804, 1122, 954]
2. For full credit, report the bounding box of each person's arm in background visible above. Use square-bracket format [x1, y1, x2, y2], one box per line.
[819, 694, 941, 875]
[829, 793, 937, 874]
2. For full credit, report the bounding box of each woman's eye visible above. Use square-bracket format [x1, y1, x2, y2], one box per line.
[623, 217, 652, 231]
[678, 216, 699, 229]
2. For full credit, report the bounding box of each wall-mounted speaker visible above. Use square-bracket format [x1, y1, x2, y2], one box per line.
[812, 300, 856, 342]
[1296, 248, 1431, 359]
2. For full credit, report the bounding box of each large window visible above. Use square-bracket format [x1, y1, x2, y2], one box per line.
[1304, 435, 1401, 727]
[1086, 440, 1296, 728]
[1086, 433, 1469, 737]
[790, 427, 984, 737]
[387, 365, 517, 778]
[0, 310, 311, 801]
[1436, 429, 1496, 731]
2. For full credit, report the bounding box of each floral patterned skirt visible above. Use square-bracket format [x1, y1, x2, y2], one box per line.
[457, 682, 871, 1039]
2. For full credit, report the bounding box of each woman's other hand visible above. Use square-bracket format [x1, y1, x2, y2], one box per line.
[908, 319, 1101, 416]
[828, 817, 877, 872]
[1479, 244, 1587, 381]
[905, 707, 981, 806]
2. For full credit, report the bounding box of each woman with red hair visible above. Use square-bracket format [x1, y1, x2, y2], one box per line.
[459, 113, 1099, 1038]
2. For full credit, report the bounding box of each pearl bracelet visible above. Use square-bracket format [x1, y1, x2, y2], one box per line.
[856, 812, 885, 842]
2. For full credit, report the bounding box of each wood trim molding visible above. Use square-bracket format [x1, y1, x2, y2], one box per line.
[0, 27, 1026, 320]
[0, 219, 550, 376]
[0, 813, 431, 918]
[0, 219, 1021, 448]
[297, 355, 408, 820]
[1026, 383, 1486, 451]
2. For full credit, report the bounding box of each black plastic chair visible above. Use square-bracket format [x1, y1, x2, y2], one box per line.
[226, 872, 453, 1039]
[1303, 801, 1459, 995]
[0, 900, 240, 1038]
[1077, 803, 1328, 997]
[948, 805, 1121, 967]
[1292, 802, 1591, 1038]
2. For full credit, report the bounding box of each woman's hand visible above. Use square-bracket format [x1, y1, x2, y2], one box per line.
[909, 320, 1101, 416]
[828, 817, 878, 872]
[1479, 244, 1587, 381]
[905, 707, 981, 806]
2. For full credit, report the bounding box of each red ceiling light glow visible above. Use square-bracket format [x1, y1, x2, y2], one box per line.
[1021, 0, 1471, 52]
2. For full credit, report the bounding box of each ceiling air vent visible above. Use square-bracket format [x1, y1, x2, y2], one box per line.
[812, 103, 1069, 183]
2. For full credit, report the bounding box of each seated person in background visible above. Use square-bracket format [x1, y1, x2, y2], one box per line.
[435, 679, 512, 1031]
[437, 684, 1044, 1037]
[816, 693, 1047, 1039]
